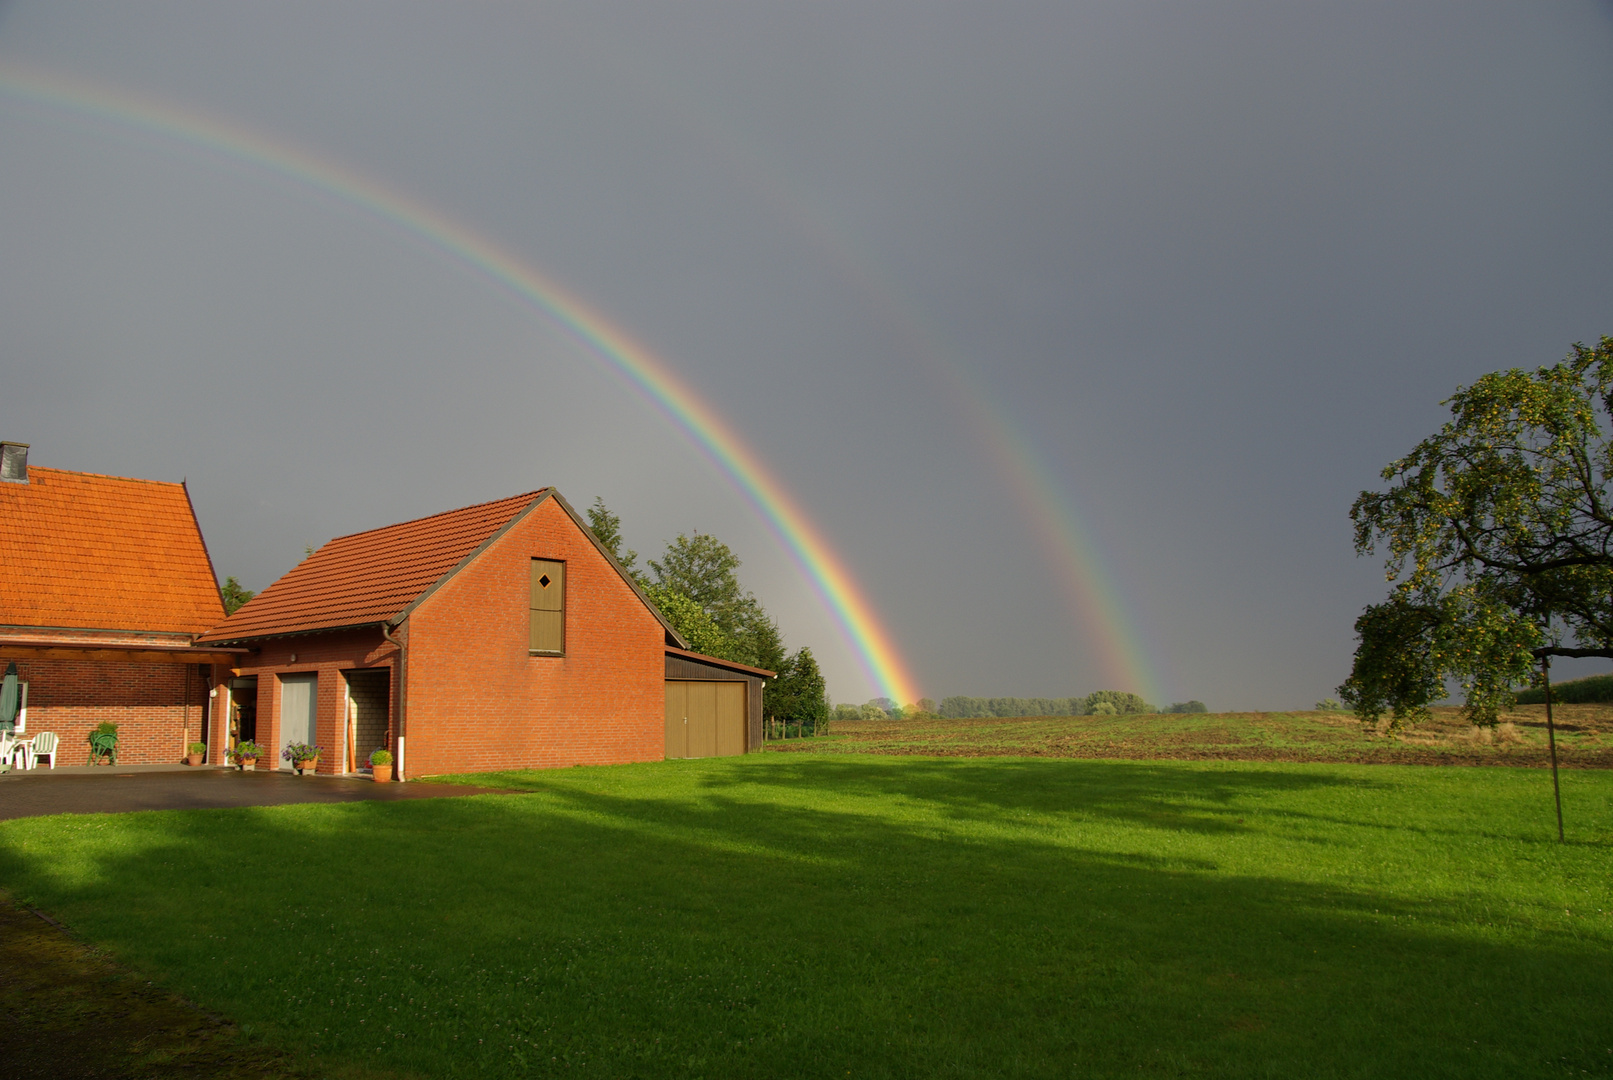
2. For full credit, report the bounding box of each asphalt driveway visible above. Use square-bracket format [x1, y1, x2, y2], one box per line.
[0, 766, 509, 822]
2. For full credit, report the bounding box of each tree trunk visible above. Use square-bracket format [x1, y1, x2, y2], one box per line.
[1542, 656, 1565, 842]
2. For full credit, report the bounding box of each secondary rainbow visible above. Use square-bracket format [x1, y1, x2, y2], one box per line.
[644, 91, 1167, 702]
[0, 62, 923, 705]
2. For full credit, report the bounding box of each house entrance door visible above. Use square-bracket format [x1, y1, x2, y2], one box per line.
[277, 673, 317, 770]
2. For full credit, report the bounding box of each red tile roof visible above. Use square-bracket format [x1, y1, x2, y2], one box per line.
[0, 466, 226, 635]
[198, 490, 546, 642]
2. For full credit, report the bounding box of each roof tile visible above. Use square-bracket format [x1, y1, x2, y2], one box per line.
[198, 490, 545, 642]
[0, 467, 225, 634]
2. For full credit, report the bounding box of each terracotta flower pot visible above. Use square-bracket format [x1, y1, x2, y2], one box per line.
[185, 753, 204, 766]
[239, 757, 258, 771]
[298, 759, 318, 774]
[372, 764, 392, 783]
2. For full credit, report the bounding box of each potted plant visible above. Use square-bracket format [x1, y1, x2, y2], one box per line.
[369, 748, 393, 783]
[229, 740, 263, 770]
[185, 741, 206, 766]
[282, 742, 322, 774]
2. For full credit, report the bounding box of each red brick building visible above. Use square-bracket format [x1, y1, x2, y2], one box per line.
[197, 488, 769, 778]
[0, 443, 240, 764]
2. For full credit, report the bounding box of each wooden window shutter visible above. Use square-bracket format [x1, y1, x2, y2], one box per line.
[530, 559, 565, 654]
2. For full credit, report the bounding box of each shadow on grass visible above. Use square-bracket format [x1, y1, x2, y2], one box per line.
[0, 757, 1608, 1079]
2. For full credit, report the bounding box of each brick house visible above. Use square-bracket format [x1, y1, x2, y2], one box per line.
[0, 443, 241, 764]
[197, 487, 769, 778]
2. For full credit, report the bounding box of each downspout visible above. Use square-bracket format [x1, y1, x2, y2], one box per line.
[381, 619, 407, 781]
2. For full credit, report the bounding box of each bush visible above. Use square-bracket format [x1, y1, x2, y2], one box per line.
[1090, 701, 1118, 716]
[370, 748, 393, 766]
[1165, 701, 1209, 714]
[187, 742, 206, 755]
[1314, 698, 1344, 712]
[1084, 691, 1154, 715]
[1514, 672, 1613, 704]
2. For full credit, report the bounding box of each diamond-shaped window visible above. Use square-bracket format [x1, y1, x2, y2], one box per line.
[538, 574, 552, 589]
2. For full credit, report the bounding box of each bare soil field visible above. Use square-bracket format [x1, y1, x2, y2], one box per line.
[767, 705, 1613, 766]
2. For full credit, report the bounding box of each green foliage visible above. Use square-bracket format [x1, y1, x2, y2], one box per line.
[585, 497, 640, 580]
[186, 742, 206, 756]
[859, 702, 888, 720]
[1514, 671, 1613, 705]
[648, 532, 747, 628]
[220, 576, 256, 615]
[647, 532, 783, 671]
[1341, 338, 1613, 730]
[229, 741, 263, 762]
[1084, 690, 1154, 715]
[643, 583, 739, 659]
[832, 703, 863, 724]
[737, 610, 787, 676]
[768, 647, 829, 735]
[281, 742, 322, 763]
[1165, 700, 1209, 714]
[1315, 698, 1343, 711]
[590, 500, 794, 675]
[370, 748, 393, 766]
[93, 721, 118, 738]
[1089, 700, 1117, 716]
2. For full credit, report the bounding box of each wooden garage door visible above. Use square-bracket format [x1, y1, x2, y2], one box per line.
[665, 680, 747, 759]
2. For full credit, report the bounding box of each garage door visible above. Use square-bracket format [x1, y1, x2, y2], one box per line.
[665, 680, 747, 759]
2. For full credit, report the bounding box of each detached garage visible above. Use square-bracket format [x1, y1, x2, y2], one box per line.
[664, 647, 771, 758]
[201, 487, 773, 777]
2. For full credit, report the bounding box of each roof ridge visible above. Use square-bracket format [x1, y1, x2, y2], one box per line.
[28, 466, 185, 488]
[325, 488, 549, 544]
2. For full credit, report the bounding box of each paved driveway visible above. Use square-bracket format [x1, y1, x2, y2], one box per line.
[0, 767, 510, 822]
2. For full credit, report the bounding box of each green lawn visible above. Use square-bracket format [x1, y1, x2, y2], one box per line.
[2, 755, 1610, 1078]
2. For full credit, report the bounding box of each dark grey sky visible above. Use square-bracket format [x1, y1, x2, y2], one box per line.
[3, 3, 1611, 708]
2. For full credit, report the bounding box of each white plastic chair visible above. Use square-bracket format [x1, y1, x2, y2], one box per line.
[0, 732, 12, 770]
[25, 731, 56, 770]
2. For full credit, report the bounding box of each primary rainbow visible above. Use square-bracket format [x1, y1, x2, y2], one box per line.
[0, 62, 923, 705]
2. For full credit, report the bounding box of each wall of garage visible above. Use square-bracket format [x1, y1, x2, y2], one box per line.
[665, 652, 765, 753]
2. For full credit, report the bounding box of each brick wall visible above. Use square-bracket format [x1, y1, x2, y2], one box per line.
[404, 497, 666, 775]
[7, 657, 211, 765]
[228, 628, 397, 775]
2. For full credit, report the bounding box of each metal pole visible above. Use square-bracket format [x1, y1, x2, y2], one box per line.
[1542, 655, 1565, 843]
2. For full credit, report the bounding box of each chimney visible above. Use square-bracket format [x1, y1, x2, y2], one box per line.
[0, 442, 29, 484]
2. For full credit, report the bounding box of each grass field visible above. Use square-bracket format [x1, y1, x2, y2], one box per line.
[1, 753, 1610, 1078]
[773, 705, 1613, 766]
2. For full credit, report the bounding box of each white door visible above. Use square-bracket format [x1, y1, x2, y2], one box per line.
[278, 673, 317, 771]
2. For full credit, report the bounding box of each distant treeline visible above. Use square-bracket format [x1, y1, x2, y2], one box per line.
[937, 694, 1208, 718]
[1514, 673, 1613, 705]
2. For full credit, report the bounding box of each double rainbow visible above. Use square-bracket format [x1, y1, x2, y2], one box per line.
[0, 62, 923, 705]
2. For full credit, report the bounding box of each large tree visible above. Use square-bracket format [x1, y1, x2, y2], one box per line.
[649, 531, 781, 671]
[585, 497, 641, 581]
[586, 501, 787, 672]
[1341, 337, 1613, 730]
[220, 576, 255, 615]
[768, 647, 829, 736]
